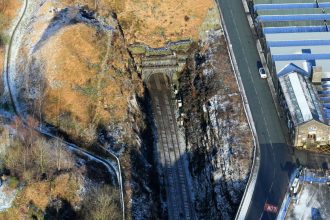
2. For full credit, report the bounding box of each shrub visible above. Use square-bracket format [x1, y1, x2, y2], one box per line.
[0, 32, 8, 46]
[28, 202, 43, 220]
[79, 185, 121, 220]
[7, 176, 19, 189]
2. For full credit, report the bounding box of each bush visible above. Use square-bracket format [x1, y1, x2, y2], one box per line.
[0, 32, 8, 47]
[7, 176, 19, 189]
[28, 202, 43, 220]
[79, 185, 121, 220]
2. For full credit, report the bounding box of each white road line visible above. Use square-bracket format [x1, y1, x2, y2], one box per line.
[230, 7, 278, 207]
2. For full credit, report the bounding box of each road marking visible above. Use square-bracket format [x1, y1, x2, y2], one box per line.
[229, 6, 278, 211]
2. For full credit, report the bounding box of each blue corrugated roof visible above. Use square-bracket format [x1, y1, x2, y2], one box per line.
[257, 14, 330, 22]
[254, 3, 318, 11]
[318, 91, 330, 94]
[277, 63, 309, 77]
[319, 3, 330, 7]
[263, 26, 328, 34]
[267, 40, 330, 47]
[320, 97, 330, 101]
[272, 53, 330, 61]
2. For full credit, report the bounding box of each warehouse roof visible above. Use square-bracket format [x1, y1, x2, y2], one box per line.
[269, 45, 330, 55]
[278, 71, 324, 125]
[257, 7, 324, 16]
[254, 0, 315, 3]
[265, 32, 330, 41]
[275, 60, 330, 73]
[260, 20, 326, 27]
[263, 25, 328, 34]
[253, 0, 330, 126]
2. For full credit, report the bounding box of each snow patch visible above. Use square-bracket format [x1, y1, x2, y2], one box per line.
[0, 185, 17, 212]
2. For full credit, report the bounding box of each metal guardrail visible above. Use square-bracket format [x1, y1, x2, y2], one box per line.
[214, 1, 261, 220]
[277, 193, 292, 220]
[105, 149, 125, 220]
[300, 175, 330, 183]
[4, 1, 125, 219]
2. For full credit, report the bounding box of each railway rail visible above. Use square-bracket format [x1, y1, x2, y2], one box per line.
[148, 73, 195, 220]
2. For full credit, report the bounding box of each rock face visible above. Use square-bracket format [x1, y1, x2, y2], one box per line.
[179, 30, 253, 219]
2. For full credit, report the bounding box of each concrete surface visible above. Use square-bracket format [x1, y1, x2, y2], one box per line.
[286, 183, 330, 220]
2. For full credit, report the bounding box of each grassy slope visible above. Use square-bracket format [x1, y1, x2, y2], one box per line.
[61, 0, 215, 47]
[0, 0, 21, 85]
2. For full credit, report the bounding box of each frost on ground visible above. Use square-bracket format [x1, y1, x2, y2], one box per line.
[179, 28, 253, 219]
[0, 184, 17, 212]
[286, 183, 330, 220]
[6, 0, 160, 218]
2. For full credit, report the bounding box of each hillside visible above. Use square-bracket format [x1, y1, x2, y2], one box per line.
[0, 0, 253, 219]
[58, 0, 214, 47]
[0, 0, 22, 93]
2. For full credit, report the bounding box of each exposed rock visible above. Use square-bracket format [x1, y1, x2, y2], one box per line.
[179, 29, 253, 219]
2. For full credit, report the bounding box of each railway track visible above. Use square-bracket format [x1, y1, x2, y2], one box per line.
[148, 73, 195, 220]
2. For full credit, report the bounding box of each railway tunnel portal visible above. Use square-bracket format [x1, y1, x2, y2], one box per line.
[130, 41, 196, 219]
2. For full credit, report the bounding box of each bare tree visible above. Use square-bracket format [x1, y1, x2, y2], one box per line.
[80, 185, 121, 220]
[53, 139, 74, 172]
[33, 138, 52, 177]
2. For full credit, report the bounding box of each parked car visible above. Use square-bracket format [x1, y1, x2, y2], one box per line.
[259, 67, 267, 79]
[257, 61, 267, 79]
[290, 177, 300, 195]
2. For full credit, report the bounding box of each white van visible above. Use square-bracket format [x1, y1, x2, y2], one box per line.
[290, 178, 300, 195]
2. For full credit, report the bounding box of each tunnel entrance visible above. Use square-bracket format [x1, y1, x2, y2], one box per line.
[142, 54, 185, 83]
[131, 40, 195, 219]
[146, 73, 171, 91]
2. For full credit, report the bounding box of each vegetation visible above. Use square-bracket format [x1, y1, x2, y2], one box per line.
[128, 44, 146, 55]
[7, 176, 19, 189]
[0, 32, 8, 47]
[2, 118, 74, 183]
[0, 0, 16, 46]
[168, 41, 192, 53]
[79, 185, 121, 220]
[145, 48, 172, 56]
[0, 119, 121, 219]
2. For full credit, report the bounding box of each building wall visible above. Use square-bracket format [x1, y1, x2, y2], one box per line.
[277, 82, 329, 147]
[294, 120, 330, 147]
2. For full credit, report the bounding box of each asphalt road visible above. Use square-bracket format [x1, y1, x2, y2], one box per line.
[147, 73, 196, 220]
[215, 0, 296, 219]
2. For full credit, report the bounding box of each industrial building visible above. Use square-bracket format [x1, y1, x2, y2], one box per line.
[250, 0, 330, 148]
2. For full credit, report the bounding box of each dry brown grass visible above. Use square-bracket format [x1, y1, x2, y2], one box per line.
[0, 0, 21, 22]
[0, 173, 80, 220]
[33, 22, 139, 143]
[115, 0, 215, 47]
[18, 0, 215, 144]
[0, 0, 21, 90]
[59, 0, 215, 47]
[39, 23, 103, 124]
